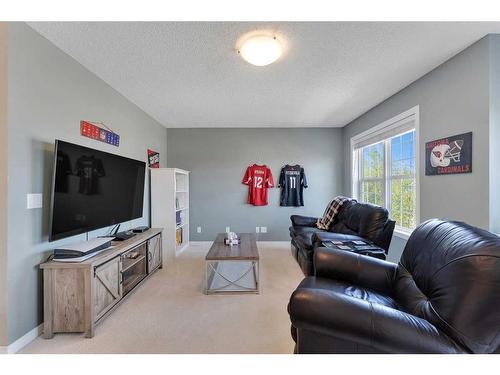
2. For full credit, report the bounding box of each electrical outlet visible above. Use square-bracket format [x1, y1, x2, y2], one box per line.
[260, 226, 267, 233]
[197, 226, 202, 233]
[27, 193, 43, 209]
[255, 226, 260, 233]
[225, 226, 230, 233]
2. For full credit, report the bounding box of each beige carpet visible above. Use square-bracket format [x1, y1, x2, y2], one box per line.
[20, 241, 303, 354]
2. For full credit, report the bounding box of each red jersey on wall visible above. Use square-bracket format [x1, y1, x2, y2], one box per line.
[242, 164, 275, 206]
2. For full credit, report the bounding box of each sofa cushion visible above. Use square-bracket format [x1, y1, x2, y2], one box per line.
[323, 200, 355, 231]
[331, 202, 388, 242]
[395, 219, 500, 354]
[328, 221, 359, 236]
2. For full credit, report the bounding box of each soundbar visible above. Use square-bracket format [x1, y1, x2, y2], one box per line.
[53, 237, 114, 259]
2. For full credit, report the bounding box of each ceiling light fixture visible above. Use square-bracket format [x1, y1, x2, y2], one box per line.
[238, 35, 283, 66]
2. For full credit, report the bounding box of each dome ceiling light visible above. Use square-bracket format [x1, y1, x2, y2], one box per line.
[237, 35, 283, 66]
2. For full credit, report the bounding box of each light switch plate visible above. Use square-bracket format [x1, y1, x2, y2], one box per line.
[197, 226, 202, 233]
[260, 226, 267, 233]
[225, 226, 230, 233]
[27, 193, 43, 209]
[255, 226, 260, 233]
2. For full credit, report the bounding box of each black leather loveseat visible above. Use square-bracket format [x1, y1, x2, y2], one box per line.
[289, 200, 395, 275]
[288, 219, 500, 354]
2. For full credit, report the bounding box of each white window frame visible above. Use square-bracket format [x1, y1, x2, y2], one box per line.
[357, 143, 385, 207]
[350, 106, 420, 240]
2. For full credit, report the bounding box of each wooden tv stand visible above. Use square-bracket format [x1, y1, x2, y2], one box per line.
[40, 228, 163, 338]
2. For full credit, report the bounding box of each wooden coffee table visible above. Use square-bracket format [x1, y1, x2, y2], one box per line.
[205, 233, 259, 294]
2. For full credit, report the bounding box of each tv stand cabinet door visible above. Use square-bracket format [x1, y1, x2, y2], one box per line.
[43, 267, 88, 338]
[93, 256, 122, 322]
[148, 234, 162, 272]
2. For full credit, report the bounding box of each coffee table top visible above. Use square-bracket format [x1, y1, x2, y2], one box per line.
[206, 233, 259, 261]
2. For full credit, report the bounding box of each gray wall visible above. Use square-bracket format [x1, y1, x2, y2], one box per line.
[489, 35, 500, 234]
[6, 23, 167, 344]
[342, 36, 491, 262]
[167, 128, 344, 241]
[0, 22, 8, 348]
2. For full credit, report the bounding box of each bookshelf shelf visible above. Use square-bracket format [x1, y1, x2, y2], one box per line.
[151, 168, 190, 259]
[176, 222, 188, 229]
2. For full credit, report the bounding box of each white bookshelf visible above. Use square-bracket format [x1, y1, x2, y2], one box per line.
[151, 168, 190, 260]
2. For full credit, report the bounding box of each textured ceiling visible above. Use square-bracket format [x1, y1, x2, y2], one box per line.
[28, 22, 500, 128]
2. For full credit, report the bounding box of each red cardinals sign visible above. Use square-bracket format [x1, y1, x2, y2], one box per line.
[425, 132, 472, 175]
[147, 149, 160, 168]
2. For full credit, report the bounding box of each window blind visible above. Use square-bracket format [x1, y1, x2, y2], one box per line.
[352, 115, 416, 150]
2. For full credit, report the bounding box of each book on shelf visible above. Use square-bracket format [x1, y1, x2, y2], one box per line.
[176, 211, 182, 225]
[176, 228, 183, 246]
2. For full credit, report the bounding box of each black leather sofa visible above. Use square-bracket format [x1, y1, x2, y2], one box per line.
[288, 219, 500, 354]
[289, 201, 395, 275]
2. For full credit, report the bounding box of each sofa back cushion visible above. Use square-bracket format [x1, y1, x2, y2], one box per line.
[395, 219, 500, 353]
[328, 200, 356, 233]
[331, 202, 388, 242]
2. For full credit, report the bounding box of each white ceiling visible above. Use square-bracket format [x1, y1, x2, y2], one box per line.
[28, 22, 500, 128]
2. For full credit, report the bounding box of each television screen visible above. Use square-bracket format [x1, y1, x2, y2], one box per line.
[49, 140, 146, 241]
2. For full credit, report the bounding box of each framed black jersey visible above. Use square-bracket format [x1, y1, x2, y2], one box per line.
[278, 164, 308, 206]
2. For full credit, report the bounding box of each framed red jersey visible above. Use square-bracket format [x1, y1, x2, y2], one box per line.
[242, 164, 274, 206]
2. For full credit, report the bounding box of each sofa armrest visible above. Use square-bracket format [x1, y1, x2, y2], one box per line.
[314, 247, 397, 295]
[290, 215, 318, 227]
[288, 286, 466, 354]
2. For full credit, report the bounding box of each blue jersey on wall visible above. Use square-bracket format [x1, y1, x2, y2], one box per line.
[278, 165, 308, 207]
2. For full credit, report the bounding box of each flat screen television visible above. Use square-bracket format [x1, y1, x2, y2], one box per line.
[49, 140, 146, 242]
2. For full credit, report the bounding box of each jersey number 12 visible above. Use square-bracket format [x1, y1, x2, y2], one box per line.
[254, 176, 263, 188]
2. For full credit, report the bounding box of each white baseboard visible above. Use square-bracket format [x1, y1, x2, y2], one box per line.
[0, 324, 43, 354]
[190, 240, 290, 244]
[257, 241, 290, 245]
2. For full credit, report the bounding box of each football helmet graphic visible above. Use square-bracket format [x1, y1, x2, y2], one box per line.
[430, 140, 463, 168]
[447, 139, 464, 162]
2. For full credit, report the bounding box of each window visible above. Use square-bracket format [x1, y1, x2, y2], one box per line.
[352, 109, 419, 236]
